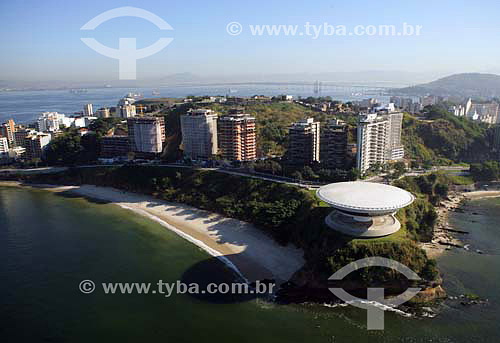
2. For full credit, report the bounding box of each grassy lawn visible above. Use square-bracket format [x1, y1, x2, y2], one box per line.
[350, 226, 408, 245]
[310, 189, 330, 207]
[436, 170, 474, 185]
[450, 162, 470, 168]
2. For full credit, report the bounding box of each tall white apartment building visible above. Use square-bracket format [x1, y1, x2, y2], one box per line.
[83, 103, 94, 116]
[387, 112, 405, 160]
[0, 137, 9, 159]
[453, 98, 499, 124]
[37, 112, 66, 132]
[37, 112, 89, 132]
[356, 112, 405, 174]
[288, 117, 320, 165]
[127, 117, 165, 156]
[119, 103, 137, 118]
[180, 109, 218, 160]
[24, 132, 52, 160]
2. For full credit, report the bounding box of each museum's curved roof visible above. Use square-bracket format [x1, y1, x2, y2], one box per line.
[316, 181, 415, 214]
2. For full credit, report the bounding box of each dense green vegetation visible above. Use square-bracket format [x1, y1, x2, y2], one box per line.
[45, 128, 97, 165]
[392, 172, 468, 242]
[470, 161, 500, 181]
[326, 240, 438, 284]
[245, 160, 358, 183]
[403, 105, 494, 166]
[45, 118, 126, 166]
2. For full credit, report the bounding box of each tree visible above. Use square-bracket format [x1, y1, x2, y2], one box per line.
[391, 161, 407, 179]
[88, 118, 124, 137]
[254, 160, 282, 175]
[291, 171, 303, 180]
[470, 161, 500, 181]
[434, 183, 449, 198]
[301, 166, 318, 180]
[44, 131, 85, 165]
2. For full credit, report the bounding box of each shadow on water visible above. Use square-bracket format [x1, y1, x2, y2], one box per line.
[54, 190, 112, 205]
[180, 254, 274, 304]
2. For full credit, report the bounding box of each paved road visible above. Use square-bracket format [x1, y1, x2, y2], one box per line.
[1, 164, 470, 189]
[0, 166, 68, 174]
[0, 164, 320, 189]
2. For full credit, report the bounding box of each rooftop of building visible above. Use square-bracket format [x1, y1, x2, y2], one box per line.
[316, 181, 415, 214]
[102, 135, 128, 138]
[127, 116, 163, 122]
[219, 113, 255, 121]
[186, 109, 217, 116]
[290, 117, 318, 129]
[26, 132, 51, 139]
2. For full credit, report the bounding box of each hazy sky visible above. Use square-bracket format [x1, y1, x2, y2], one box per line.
[1, 0, 500, 82]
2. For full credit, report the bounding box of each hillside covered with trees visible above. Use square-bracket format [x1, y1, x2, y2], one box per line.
[402, 105, 495, 166]
[393, 73, 500, 97]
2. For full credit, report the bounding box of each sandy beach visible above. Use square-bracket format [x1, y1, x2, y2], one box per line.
[421, 189, 500, 259]
[0, 181, 305, 284]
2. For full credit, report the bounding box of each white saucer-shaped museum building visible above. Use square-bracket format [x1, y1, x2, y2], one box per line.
[316, 182, 415, 238]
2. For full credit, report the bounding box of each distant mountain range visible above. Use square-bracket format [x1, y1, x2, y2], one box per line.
[392, 73, 500, 98]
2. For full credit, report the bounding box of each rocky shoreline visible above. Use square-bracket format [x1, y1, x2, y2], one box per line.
[421, 188, 500, 259]
[420, 191, 466, 259]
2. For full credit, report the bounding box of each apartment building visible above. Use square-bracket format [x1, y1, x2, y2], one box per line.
[14, 129, 36, 148]
[356, 112, 405, 174]
[218, 113, 256, 162]
[127, 117, 165, 157]
[319, 119, 348, 169]
[24, 132, 51, 160]
[96, 108, 111, 118]
[120, 103, 137, 118]
[100, 136, 130, 158]
[387, 112, 405, 160]
[83, 103, 94, 116]
[288, 117, 320, 165]
[118, 95, 137, 118]
[0, 119, 16, 147]
[180, 109, 218, 160]
[36, 112, 78, 132]
[390, 96, 423, 114]
[0, 137, 9, 159]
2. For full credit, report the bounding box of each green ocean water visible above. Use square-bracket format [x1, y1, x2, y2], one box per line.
[1, 186, 499, 342]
